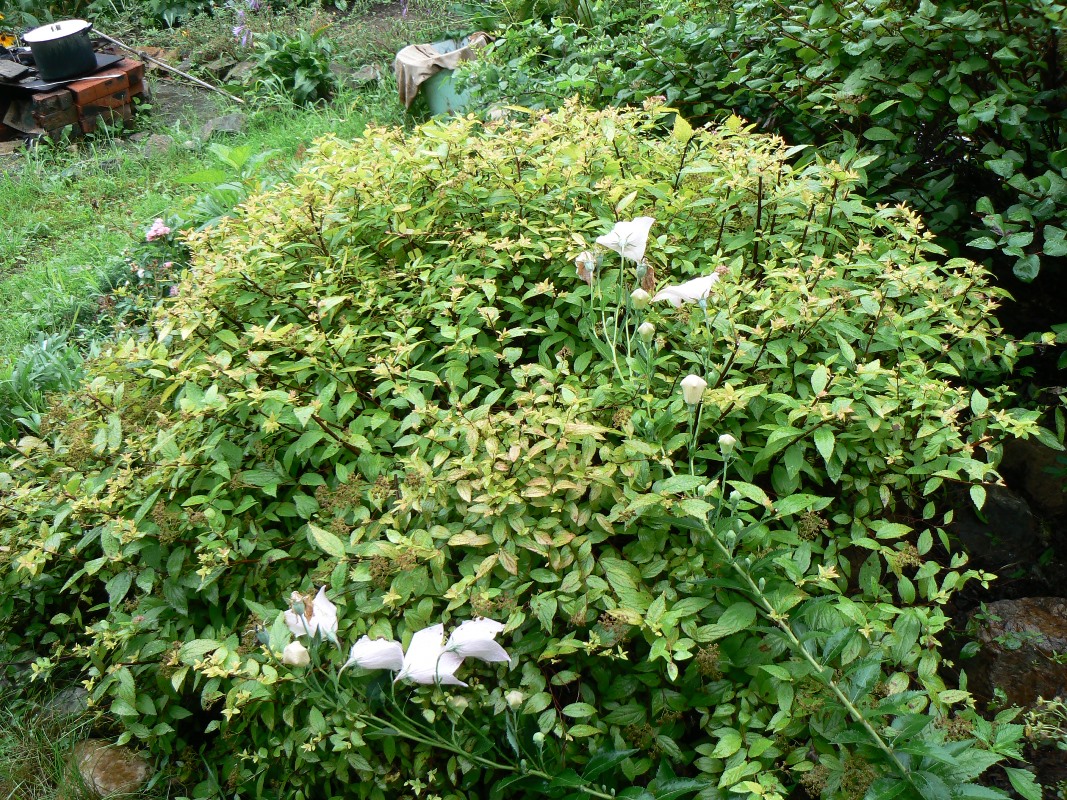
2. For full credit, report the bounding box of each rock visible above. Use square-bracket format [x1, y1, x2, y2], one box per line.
[966, 597, 1067, 707]
[201, 112, 245, 139]
[143, 133, 174, 157]
[202, 56, 237, 78]
[0, 140, 24, 155]
[72, 739, 152, 798]
[952, 484, 1047, 573]
[330, 62, 381, 88]
[1000, 437, 1067, 517]
[47, 685, 88, 717]
[225, 61, 257, 83]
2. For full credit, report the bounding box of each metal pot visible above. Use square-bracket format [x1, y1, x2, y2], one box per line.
[22, 19, 96, 82]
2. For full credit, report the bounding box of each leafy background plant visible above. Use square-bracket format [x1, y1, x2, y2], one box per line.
[462, 0, 1067, 286]
[0, 104, 1053, 799]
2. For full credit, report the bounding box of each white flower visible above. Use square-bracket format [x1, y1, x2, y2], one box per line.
[637, 321, 656, 342]
[445, 618, 511, 664]
[681, 374, 708, 405]
[505, 689, 525, 710]
[718, 433, 737, 455]
[651, 273, 720, 307]
[342, 635, 405, 672]
[281, 641, 310, 667]
[284, 586, 338, 641]
[395, 624, 467, 686]
[596, 217, 655, 262]
[630, 288, 650, 308]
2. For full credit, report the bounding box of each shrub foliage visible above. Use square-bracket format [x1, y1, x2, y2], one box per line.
[0, 105, 1052, 798]
[466, 0, 1067, 281]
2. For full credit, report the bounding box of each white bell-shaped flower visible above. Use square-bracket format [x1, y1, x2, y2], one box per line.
[284, 586, 338, 641]
[596, 217, 655, 263]
[652, 274, 720, 307]
[444, 618, 511, 665]
[342, 635, 405, 672]
[395, 624, 467, 686]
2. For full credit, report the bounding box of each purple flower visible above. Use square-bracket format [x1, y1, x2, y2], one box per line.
[168, 285, 179, 297]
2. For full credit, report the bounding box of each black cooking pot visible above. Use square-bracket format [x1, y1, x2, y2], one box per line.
[22, 19, 96, 82]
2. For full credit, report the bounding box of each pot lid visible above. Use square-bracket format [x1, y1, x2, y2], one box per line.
[23, 19, 93, 44]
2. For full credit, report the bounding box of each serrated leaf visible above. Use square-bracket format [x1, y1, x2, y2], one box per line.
[970, 484, 986, 510]
[1004, 768, 1042, 800]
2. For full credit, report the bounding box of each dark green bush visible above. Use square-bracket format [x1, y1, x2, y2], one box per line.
[0, 105, 1051, 799]
[465, 0, 1067, 282]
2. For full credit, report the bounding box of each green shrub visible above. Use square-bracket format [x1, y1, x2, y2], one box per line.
[465, 0, 1067, 282]
[0, 105, 1051, 799]
[251, 29, 339, 105]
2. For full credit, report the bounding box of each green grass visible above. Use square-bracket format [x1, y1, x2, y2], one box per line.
[0, 0, 464, 371]
[0, 80, 405, 370]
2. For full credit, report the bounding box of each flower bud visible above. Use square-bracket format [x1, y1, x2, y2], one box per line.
[505, 689, 525, 710]
[681, 374, 707, 405]
[637, 321, 656, 342]
[575, 251, 597, 286]
[718, 433, 737, 455]
[450, 695, 470, 713]
[532, 732, 545, 745]
[281, 641, 310, 667]
[631, 288, 650, 308]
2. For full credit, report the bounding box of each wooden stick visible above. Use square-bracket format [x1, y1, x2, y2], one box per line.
[93, 29, 245, 105]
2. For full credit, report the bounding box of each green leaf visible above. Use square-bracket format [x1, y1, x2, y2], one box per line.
[179, 639, 222, 664]
[563, 702, 597, 718]
[655, 475, 709, 494]
[970, 484, 986, 510]
[814, 427, 835, 462]
[307, 523, 347, 559]
[970, 390, 988, 416]
[711, 728, 742, 758]
[582, 749, 638, 781]
[1004, 768, 1042, 800]
[106, 571, 133, 606]
[811, 364, 829, 395]
[774, 493, 829, 517]
[863, 127, 897, 142]
[699, 602, 757, 642]
[1014, 254, 1040, 282]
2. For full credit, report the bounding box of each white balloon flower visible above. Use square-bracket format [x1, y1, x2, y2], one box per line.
[284, 586, 338, 641]
[651, 273, 720, 307]
[596, 217, 655, 263]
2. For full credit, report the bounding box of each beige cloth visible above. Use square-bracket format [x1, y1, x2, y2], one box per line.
[393, 32, 491, 109]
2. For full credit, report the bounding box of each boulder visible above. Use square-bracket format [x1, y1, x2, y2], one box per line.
[965, 597, 1067, 707]
[201, 112, 245, 139]
[952, 484, 1047, 573]
[71, 739, 152, 798]
[999, 437, 1067, 517]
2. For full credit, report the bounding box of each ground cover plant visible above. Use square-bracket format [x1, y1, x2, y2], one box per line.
[0, 102, 1055, 798]
[463, 0, 1067, 285]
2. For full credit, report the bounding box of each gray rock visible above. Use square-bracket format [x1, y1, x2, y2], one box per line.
[47, 685, 88, 717]
[225, 61, 257, 83]
[143, 133, 175, 158]
[72, 739, 152, 798]
[966, 597, 1067, 707]
[201, 112, 245, 139]
[1000, 437, 1067, 517]
[330, 62, 381, 88]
